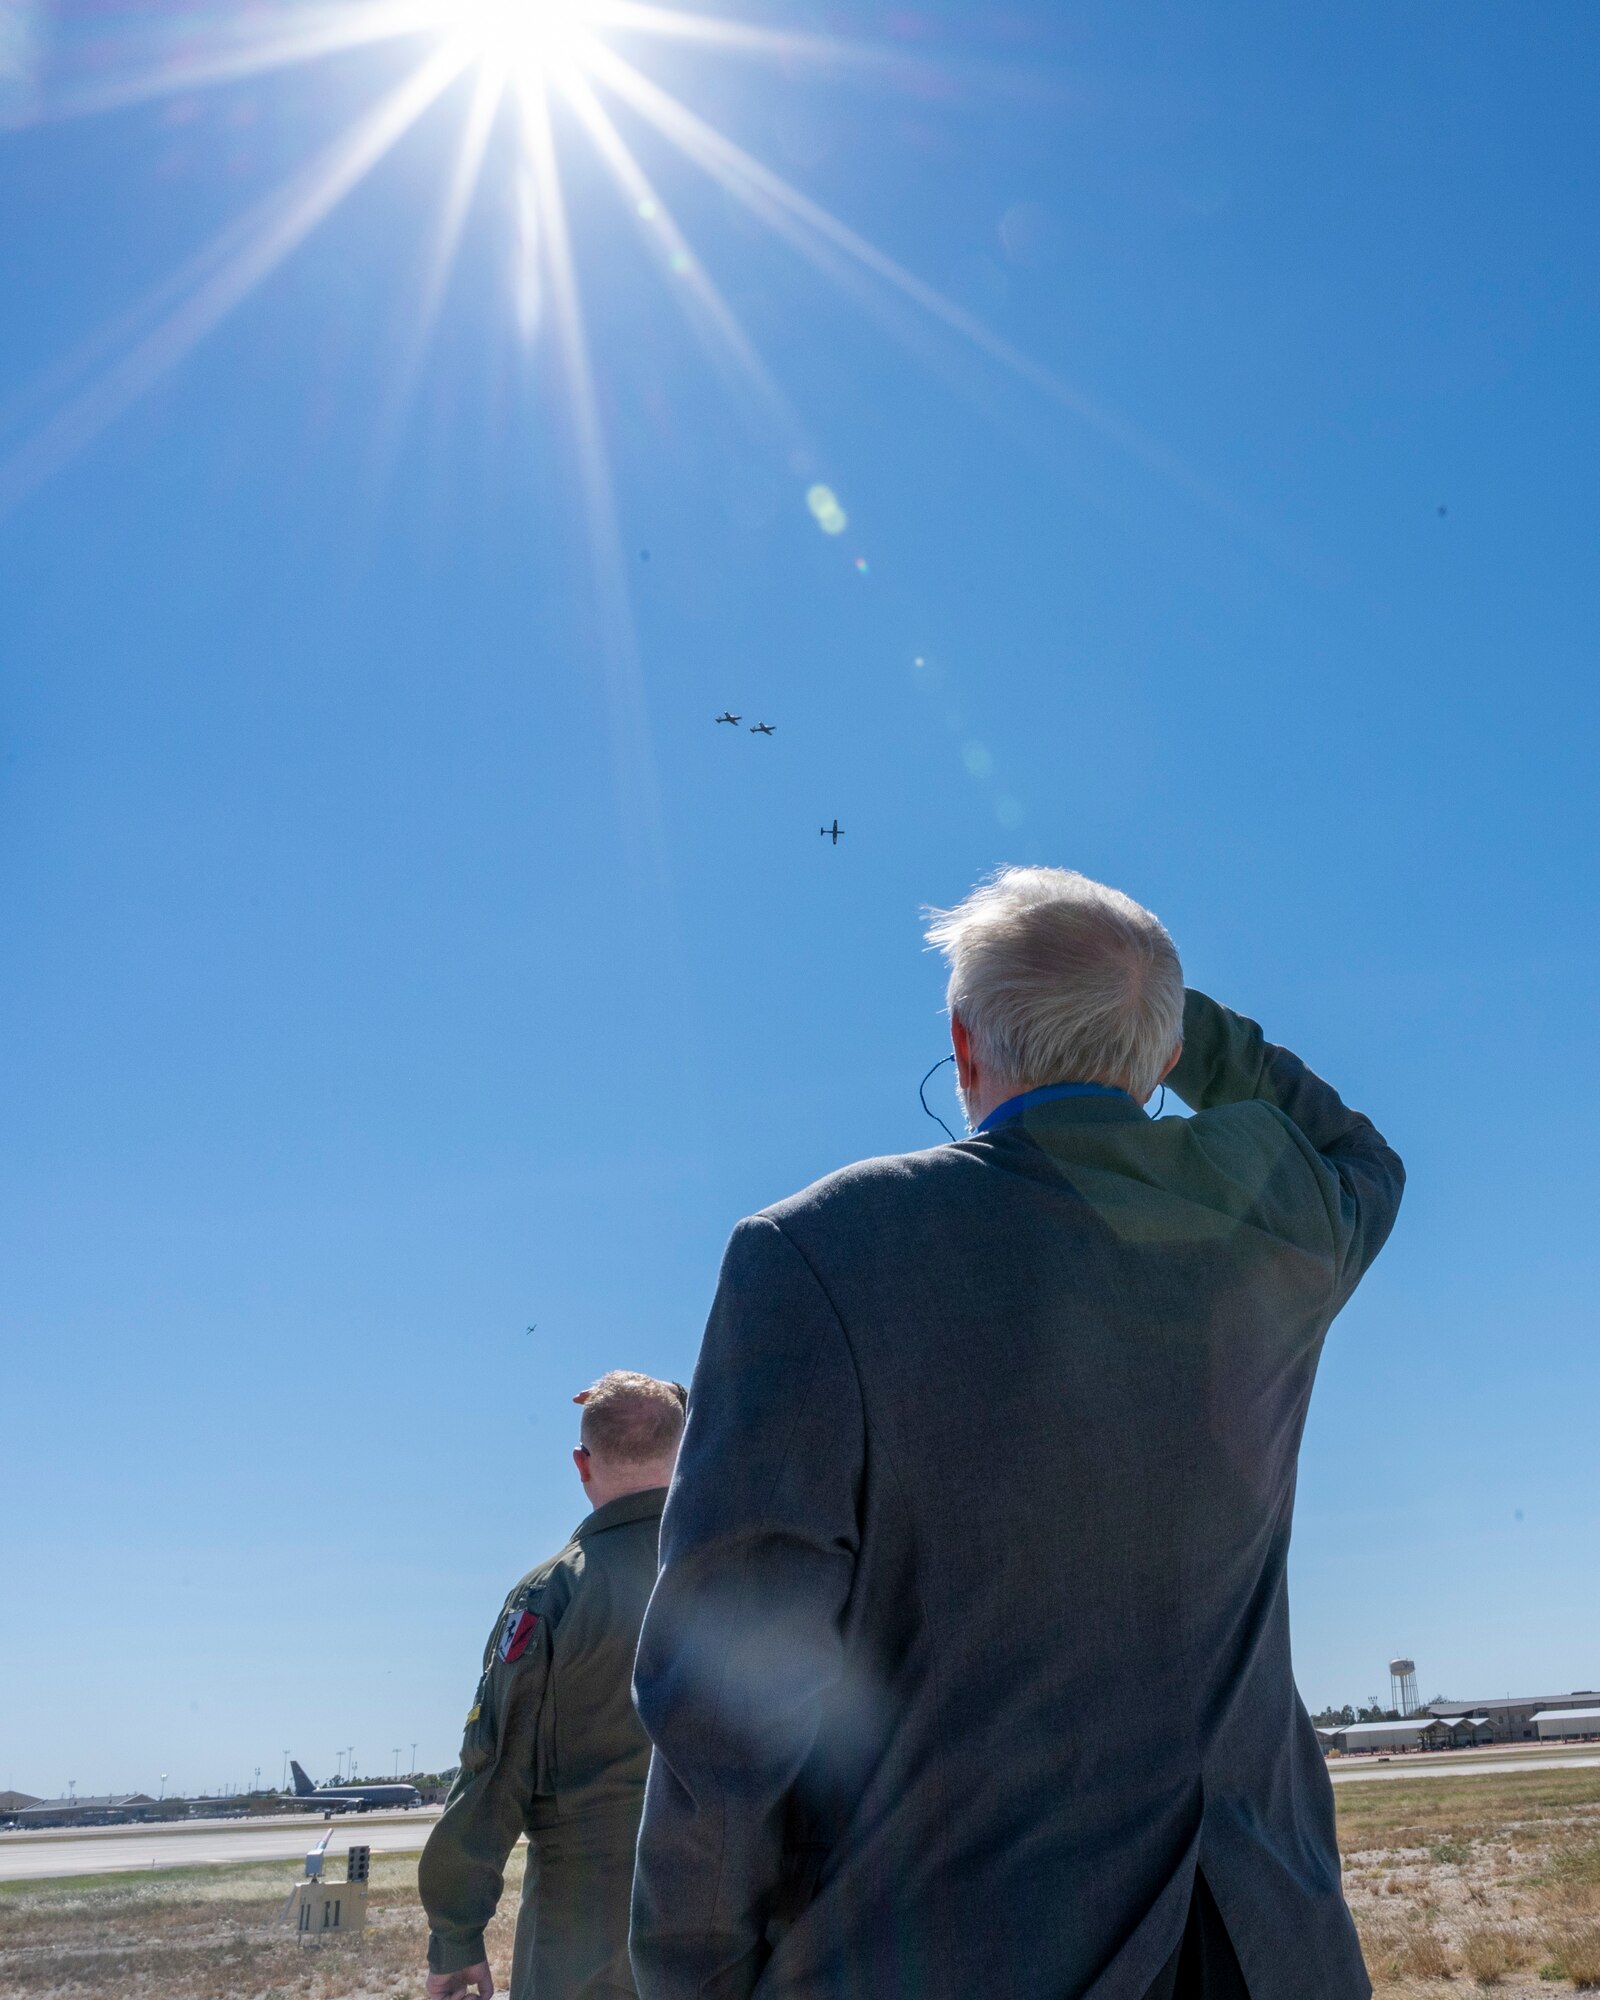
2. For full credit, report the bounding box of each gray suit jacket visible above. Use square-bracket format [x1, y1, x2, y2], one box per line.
[631, 993, 1403, 2000]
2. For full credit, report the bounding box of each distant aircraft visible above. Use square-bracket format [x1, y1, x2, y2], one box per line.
[287, 1760, 422, 1816]
[715, 712, 741, 725]
[750, 721, 776, 736]
[821, 819, 844, 845]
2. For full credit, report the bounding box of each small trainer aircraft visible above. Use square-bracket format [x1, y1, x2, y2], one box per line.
[715, 711, 741, 725]
[750, 721, 776, 736]
[821, 819, 844, 845]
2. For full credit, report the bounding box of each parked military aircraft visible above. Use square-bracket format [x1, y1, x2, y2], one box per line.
[287, 1761, 422, 1815]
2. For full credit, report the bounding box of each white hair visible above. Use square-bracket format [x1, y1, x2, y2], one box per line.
[924, 867, 1184, 1103]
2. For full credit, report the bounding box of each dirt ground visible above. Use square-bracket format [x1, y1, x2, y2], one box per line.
[0, 1848, 519, 2000]
[1338, 1766, 1600, 1993]
[2, 1767, 1597, 1998]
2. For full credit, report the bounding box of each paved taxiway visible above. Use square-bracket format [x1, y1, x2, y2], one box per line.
[0, 1808, 444, 1883]
[1329, 1745, 1600, 1785]
[5, 1748, 1599, 1879]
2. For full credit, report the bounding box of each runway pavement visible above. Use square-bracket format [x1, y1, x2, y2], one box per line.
[1329, 1745, 1600, 1784]
[0, 1807, 444, 1883]
[5, 1747, 1599, 1880]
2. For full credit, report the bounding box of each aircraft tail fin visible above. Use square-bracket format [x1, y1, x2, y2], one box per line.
[289, 1760, 317, 1798]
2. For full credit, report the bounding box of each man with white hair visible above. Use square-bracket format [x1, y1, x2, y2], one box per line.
[631, 868, 1403, 2000]
[421, 1371, 685, 1999]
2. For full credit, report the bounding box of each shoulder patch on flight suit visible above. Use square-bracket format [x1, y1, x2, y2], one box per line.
[497, 1606, 540, 1664]
[458, 1576, 558, 1771]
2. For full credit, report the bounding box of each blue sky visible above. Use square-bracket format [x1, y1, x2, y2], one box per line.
[2, 0, 1596, 1796]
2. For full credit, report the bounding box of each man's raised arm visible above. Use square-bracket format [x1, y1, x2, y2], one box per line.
[630, 1215, 864, 2000]
[1167, 988, 1405, 1303]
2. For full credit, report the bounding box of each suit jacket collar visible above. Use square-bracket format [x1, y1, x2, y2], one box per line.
[979, 1082, 1147, 1133]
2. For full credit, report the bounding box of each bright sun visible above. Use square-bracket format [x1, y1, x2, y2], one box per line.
[0, 0, 1113, 586]
[0, 0, 1132, 853]
[452, 0, 602, 83]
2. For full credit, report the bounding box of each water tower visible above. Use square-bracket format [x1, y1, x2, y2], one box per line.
[1389, 1658, 1419, 1716]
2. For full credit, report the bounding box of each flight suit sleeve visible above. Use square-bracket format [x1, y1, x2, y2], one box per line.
[418, 1575, 565, 1975]
[1167, 988, 1405, 1308]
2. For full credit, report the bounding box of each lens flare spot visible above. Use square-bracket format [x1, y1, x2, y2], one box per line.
[637, 197, 658, 220]
[669, 248, 691, 274]
[995, 796, 1025, 829]
[854, 555, 869, 573]
[962, 740, 993, 780]
[806, 483, 848, 535]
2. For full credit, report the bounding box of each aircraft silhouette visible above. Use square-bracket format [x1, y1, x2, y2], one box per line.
[821, 819, 844, 845]
[287, 1760, 421, 1815]
[750, 721, 776, 736]
[715, 711, 741, 725]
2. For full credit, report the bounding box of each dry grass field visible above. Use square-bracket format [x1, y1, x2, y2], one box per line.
[1338, 1766, 1600, 1993]
[0, 1848, 521, 2000]
[2, 1767, 1598, 1998]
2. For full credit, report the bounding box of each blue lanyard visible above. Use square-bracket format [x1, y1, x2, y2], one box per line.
[976, 1081, 1135, 1134]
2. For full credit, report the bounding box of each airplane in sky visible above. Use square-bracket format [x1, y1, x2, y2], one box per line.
[821, 819, 845, 845]
[715, 711, 741, 725]
[287, 1760, 422, 1815]
[750, 721, 776, 736]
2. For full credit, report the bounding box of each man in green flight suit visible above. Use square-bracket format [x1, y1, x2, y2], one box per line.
[420, 1371, 685, 2000]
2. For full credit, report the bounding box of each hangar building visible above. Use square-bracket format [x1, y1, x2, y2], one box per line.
[1424, 1691, 1600, 1743]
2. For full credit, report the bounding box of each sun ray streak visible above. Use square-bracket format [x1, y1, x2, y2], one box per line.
[599, 3, 937, 66]
[587, 42, 1231, 516]
[419, 68, 507, 331]
[375, 63, 506, 454]
[597, 3, 1067, 102]
[0, 44, 468, 516]
[8, 2, 441, 129]
[0, 196, 283, 449]
[558, 72, 807, 456]
[517, 72, 665, 882]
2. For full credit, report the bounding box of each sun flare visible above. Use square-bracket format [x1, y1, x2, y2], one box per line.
[0, 0, 1162, 568]
[449, 0, 603, 86]
[0, 0, 1183, 869]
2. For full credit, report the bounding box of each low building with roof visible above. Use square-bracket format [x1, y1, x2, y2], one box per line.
[1442, 1715, 1494, 1746]
[1319, 1718, 1452, 1754]
[13, 1793, 159, 1829]
[1424, 1691, 1600, 1744]
[1533, 1708, 1600, 1741]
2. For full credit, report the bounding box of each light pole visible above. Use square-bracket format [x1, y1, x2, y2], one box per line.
[159, 1773, 166, 1802]
[348, 1746, 356, 1784]
[411, 1742, 417, 1777]
[393, 1749, 401, 1778]
[281, 1752, 289, 1793]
